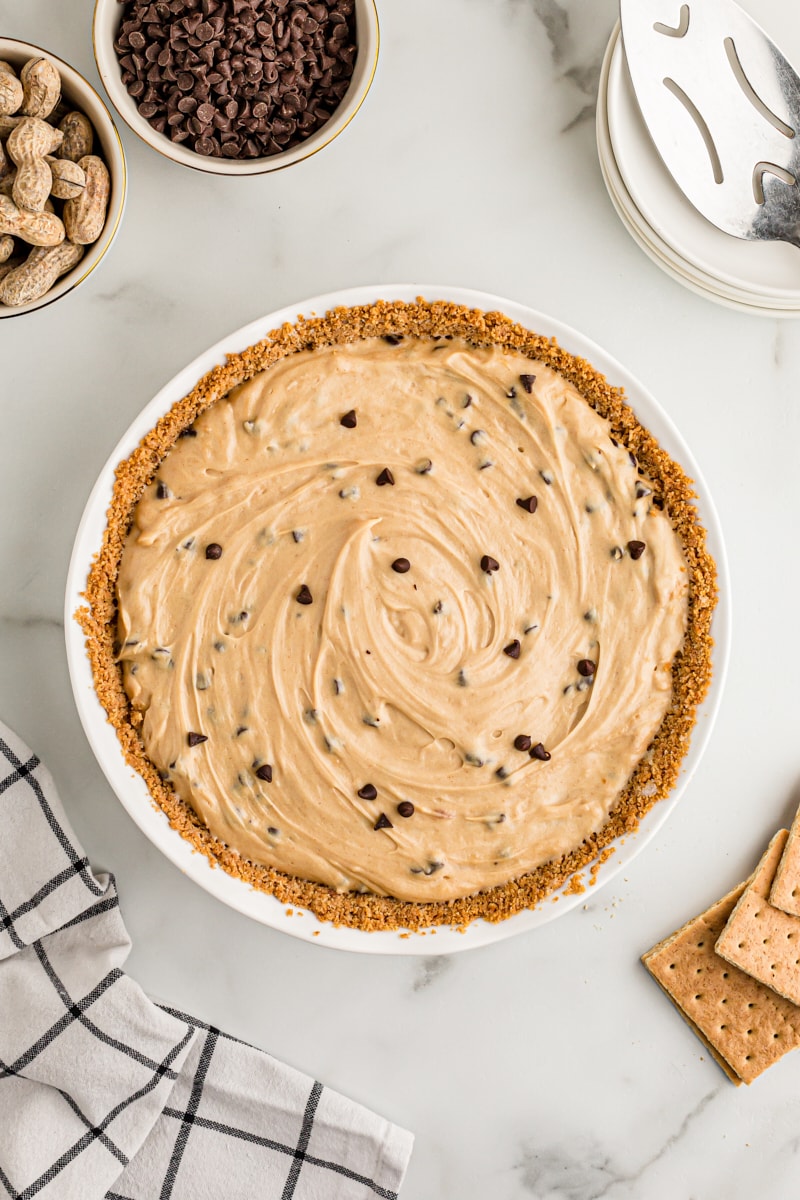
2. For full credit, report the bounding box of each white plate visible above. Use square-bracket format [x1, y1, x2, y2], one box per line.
[598, 27, 800, 316]
[606, 26, 800, 306]
[65, 285, 731, 955]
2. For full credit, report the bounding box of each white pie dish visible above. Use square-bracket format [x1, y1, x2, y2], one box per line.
[65, 284, 731, 955]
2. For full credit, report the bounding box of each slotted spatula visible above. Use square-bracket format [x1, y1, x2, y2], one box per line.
[619, 0, 800, 250]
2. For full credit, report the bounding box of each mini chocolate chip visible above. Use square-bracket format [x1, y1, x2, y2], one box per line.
[577, 659, 596, 677]
[391, 558, 411, 574]
[514, 734, 532, 752]
[506, 386, 517, 399]
[457, 669, 468, 687]
[635, 483, 652, 499]
[334, 678, 344, 695]
[383, 334, 403, 345]
[296, 584, 313, 604]
[530, 743, 551, 761]
[481, 555, 500, 574]
[374, 812, 393, 830]
[267, 826, 280, 836]
[255, 763, 273, 782]
[397, 801, 415, 818]
[462, 395, 472, 408]
[516, 496, 538, 513]
[235, 726, 248, 737]
[470, 429, 485, 445]
[540, 470, 553, 485]
[503, 640, 521, 659]
[610, 546, 624, 561]
[292, 530, 304, 543]
[433, 600, 443, 614]
[376, 467, 395, 486]
[205, 543, 222, 560]
[628, 540, 646, 559]
[156, 481, 170, 498]
[178, 428, 197, 438]
[415, 458, 433, 475]
[187, 732, 207, 746]
[340, 409, 357, 428]
[478, 461, 493, 471]
[358, 783, 377, 800]
[495, 766, 508, 780]
[520, 374, 536, 393]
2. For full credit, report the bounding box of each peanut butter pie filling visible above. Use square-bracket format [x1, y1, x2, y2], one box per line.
[81, 301, 716, 928]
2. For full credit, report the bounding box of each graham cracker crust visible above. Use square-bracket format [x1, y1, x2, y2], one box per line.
[76, 298, 717, 932]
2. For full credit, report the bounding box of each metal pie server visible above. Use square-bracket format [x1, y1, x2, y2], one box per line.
[619, 0, 800, 250]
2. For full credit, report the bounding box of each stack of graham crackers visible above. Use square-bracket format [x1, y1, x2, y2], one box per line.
[643, 808, 800, 1085]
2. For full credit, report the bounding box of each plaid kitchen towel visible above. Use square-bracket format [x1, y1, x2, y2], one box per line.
[0, 720, 413, 1199]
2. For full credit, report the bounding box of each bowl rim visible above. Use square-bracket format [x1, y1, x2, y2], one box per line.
[0, 35, 127, 319]
[64, 283, 732, 955]
[91, 0, 380, 176]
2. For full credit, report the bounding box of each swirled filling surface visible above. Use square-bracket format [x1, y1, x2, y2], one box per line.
[116, 337, 688, 901]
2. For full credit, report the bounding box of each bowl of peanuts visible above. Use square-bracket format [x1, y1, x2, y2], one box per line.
[92, 0, 379, 175]
[0, 38, 126, 317]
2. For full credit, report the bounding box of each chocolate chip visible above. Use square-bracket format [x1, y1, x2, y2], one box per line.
[503, 640, 521, 659]
[397, 801, 415, 818]
[292, 530, 304, 543]
[391, 558, 411, 574]
[376, 467, 395, 486]
[374, 812, 393, 830]
[156, 481, 170, 498]
[530, 743, 551, 761]
[296, 584, 313, 604]
[610, 546, 624, 561]
[114, 0, 358, 160]
[255, 763, 273, 782]
[340, 409, 357, 428]
[516, 496, 538, 513]
[187, 732, 207, 746]
[205, 543, 222, 560]
[358, 783, 378, 800]
[470, 429, 485, 445]
[462, 395, 472, 408]
[514, 734, 532, 751]
[635, 483, 652, 499]
[628, 540, 646, 559]
[495, 766, 508, 780]
[433, 600, 443, 614]
[577, 659, 596, 677]
[520, 374, 536, 393]
[480, 555, 500, 574]
[540, 470, 553, 485]
[457, 669, 468, 687]
[383, 334, 403, 345]
[506, 386, 517, 399]
[178, 427, 197, 438]
[415, 458, 433, 475]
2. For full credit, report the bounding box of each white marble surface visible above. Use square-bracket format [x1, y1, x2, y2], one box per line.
[2, 0, 800, 1195]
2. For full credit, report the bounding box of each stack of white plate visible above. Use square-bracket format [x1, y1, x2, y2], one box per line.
[597, 21, 800, 317]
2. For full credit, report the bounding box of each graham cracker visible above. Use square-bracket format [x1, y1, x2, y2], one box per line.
[769, 806, 800, 917]
[715, 830, 800, 1008]
[643, 869, 800, 1085]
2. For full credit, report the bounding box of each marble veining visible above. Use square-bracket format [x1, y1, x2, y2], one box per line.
[1, 1, 799, 1197]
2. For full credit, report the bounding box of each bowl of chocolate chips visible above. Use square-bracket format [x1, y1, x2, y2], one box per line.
[93, 0, 379, 174]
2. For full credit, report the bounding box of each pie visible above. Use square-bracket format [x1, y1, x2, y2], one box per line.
[78, 299, 716, 930]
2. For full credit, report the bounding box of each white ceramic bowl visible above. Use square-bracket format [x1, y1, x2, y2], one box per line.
[92, 0, 379, 175]
[0, 38, 126, 319]
[65, 285, 731, 955]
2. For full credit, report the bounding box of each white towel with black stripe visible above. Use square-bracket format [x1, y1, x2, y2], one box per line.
[0, 719, 413, 1199]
